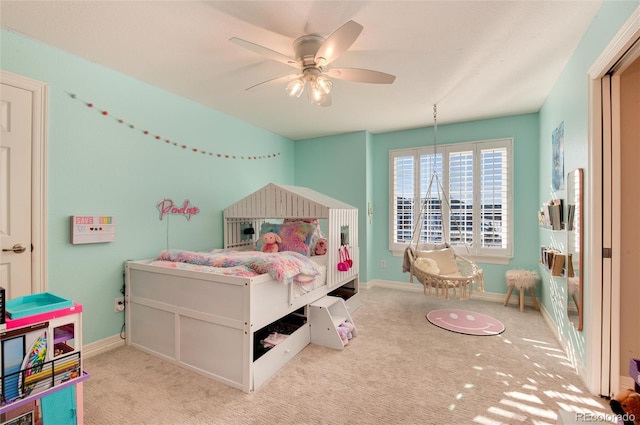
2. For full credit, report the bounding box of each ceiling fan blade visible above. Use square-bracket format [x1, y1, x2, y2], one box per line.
[327, 68, 396, 84]
[229, 37, 299, 69]
[244, 73, 300, 91]
[314, 20, 363, 66]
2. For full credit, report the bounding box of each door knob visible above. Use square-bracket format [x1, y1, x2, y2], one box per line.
[2, 244, 27, 254]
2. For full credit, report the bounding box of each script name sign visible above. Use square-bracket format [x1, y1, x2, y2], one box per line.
[157, 199, 200, 221]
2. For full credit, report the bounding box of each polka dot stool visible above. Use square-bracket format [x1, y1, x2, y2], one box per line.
[504, 269, 540, 312]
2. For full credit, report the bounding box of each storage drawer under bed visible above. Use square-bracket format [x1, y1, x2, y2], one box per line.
[252, 312, 310, 390]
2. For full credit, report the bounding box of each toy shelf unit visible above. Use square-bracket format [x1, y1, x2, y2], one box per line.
[309, 296, 357, 350]
[0, 293, 86, 424]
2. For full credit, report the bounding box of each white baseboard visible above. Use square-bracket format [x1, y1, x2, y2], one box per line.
[363, 278, 532, 306]
[83, 334, 126, 359]
[539, 302, 589, 383]
[620, 375, 635, 391]
[361, 279, 422, 292]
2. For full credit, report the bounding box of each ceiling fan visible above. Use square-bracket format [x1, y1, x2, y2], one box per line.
[229, 20, 396, 107]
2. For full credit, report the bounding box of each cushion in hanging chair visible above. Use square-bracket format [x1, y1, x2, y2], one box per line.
[416, 247, 461, 276]
[414, 257, 440, 275]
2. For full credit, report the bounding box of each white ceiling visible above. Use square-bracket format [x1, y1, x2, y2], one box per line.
[0, 1, 603, 140]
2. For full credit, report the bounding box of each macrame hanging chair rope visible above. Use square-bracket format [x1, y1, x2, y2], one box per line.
[403, 105, 484, 300]
[410, 104, 470, 254]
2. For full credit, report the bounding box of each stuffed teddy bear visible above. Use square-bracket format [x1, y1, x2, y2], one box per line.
[610, 388, 640, 425]
[313, 238, 327, 255]
[261, 232, 281, 253]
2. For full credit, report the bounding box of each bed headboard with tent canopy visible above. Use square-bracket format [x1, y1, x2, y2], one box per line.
[224, 183, 358, 291]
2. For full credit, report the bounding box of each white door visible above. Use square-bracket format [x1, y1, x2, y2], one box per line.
[588, 8, 640, 396]
[600, 73, 615, 397]
[595, 48, 640, 399]
[605, 43, 640, 396]
[0, 83, 33, 299]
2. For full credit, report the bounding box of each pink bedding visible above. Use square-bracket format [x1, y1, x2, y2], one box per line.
[149, 260, 257, 277]
[155, 249, 321, 284]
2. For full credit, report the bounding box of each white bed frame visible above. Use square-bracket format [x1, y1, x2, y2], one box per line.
[126, 183, 360, 393]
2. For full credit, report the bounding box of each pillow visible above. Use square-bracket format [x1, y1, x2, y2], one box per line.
[284, 218, 326, 255]
[257, 221, 316, 256]
[414, 257, 440, 275]
[416, 247, 460, 276]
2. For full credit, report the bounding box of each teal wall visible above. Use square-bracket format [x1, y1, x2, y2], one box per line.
[294, 131, 369, 279]
[1, 29, 295, 345]
[537, 0, 639, 376]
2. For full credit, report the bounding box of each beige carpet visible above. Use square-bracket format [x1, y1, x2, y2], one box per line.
[82, 287, 611, 425]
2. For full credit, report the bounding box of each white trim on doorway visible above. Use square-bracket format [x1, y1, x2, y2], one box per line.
[0, 70, 48, 294]
[586, 5, 640, 397]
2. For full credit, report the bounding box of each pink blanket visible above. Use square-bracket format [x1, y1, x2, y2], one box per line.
[157, 249, 320, 284]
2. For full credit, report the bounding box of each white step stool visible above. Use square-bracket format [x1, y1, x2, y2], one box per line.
[309, 296, 357, 350]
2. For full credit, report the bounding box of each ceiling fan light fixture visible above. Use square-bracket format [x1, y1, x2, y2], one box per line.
[311, 93, 330, 107]
[315, 76, 332, 95]
[309, 84, 324, 104]
[309, 85, 331, 106]
[231, 20, 395, 108]
[286, 78, 305, 98]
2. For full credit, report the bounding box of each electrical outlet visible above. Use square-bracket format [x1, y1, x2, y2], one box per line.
[380, 260, 386, 268]
[114, 297, 125, 313]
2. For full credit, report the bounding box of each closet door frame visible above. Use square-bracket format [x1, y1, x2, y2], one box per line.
[586, 6, 640, 397]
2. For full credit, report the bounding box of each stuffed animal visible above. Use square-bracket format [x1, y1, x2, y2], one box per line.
[261, 232, 281, 253]
[336, 326, 349, 346]
[610, 388, 640, 425]
[339, 321, 355, 339]
[314, 238, 327, 255]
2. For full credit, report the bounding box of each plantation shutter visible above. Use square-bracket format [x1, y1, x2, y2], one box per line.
[392, 153, 415, 244]
[480, 146, 508, 250]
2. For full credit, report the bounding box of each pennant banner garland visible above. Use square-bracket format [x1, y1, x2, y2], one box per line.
[66, 91, 281, 160]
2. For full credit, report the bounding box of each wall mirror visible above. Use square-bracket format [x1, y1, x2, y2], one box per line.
[566, 168, 583, 331]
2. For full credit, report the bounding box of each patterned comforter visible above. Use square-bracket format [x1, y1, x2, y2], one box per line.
[154, 248, 321, 284]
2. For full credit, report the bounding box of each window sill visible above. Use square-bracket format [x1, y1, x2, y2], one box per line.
[461, 254, 511, 265]
[391, 249, 511, 265]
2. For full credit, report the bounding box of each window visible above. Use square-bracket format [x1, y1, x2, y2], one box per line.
[390, 138, 513, 262]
